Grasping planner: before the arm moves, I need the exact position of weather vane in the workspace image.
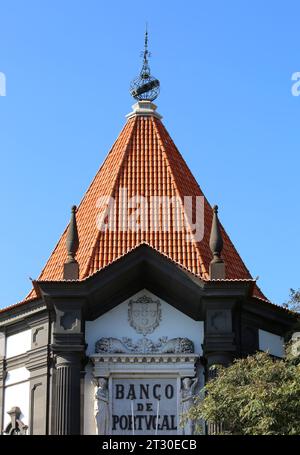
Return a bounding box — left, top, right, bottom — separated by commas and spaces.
130, 26, 160, 102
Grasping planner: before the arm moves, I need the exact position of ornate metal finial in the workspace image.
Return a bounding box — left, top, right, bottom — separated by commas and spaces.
144, 23, 149, 64
66, 205, 79, 264
209, 205, 225, 280
209, 205, 223, 263
130, 26, 160, 102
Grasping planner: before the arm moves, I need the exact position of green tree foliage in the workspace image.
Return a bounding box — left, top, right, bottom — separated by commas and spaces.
283, 289, 300, 336
284, 288, 300, 313
187, 351, 300, 435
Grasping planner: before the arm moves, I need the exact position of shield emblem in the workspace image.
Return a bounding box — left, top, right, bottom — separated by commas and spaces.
128, 295, 161, 336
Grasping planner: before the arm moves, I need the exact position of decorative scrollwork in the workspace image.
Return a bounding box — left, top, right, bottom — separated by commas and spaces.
95, 336, 194, 354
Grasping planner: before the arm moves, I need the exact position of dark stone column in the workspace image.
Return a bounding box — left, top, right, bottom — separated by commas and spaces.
203, 299, 237, 370
203, 299, 238, 435
48, 299, 86, 435
54, 352, 82, 435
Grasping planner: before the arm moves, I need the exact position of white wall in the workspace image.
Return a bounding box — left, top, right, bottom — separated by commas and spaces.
5, 367, 30, 385
259, 329, 285, 358
86, 289, 204, 356
0, 332, 5, 357
2, 330, 31, 432
3, 367, 30, 431
6, 329, 31, 358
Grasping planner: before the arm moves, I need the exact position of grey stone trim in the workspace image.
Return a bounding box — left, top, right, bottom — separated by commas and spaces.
243, 298, 296, 328
3, 310, 48, 337
27, 319, 50, 435
5, 346, 48, 375
6, 352, 28, 371
29, 377, 48, 435
25, 346, 49, 377
0, 302, 46, 327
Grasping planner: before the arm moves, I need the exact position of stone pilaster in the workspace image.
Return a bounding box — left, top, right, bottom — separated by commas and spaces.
25, 319, 50, 435
0, 330, 5, 433
0, 356, 6, 433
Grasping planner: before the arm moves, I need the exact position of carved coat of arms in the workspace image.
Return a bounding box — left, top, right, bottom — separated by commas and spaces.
128, 295, 161, 336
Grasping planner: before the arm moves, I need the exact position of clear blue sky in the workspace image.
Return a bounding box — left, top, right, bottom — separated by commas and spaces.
0, 1, 299, 308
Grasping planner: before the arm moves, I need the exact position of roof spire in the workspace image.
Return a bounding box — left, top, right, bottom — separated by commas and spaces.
130, 25, 160, 102
63, 205, 79, 280
209, 205, 226, 279
143, 23, 149, 68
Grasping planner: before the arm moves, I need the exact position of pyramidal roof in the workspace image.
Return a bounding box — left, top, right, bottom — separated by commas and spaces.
19, 100, 265, 303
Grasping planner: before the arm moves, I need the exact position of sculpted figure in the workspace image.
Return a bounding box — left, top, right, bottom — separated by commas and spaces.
180, 377, 198, 435
94, 378, 110, 435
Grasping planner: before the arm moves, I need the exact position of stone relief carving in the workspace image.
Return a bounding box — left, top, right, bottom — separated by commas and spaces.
94, 378, 110, 435
207, 309, 231, 333
60, 311, 78, 331
95, 336, 194, 354
128, 295, 161, 335
180, 377, 198, 435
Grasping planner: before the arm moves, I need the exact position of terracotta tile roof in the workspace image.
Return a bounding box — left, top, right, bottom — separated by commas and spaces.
17, 110, 267, 307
